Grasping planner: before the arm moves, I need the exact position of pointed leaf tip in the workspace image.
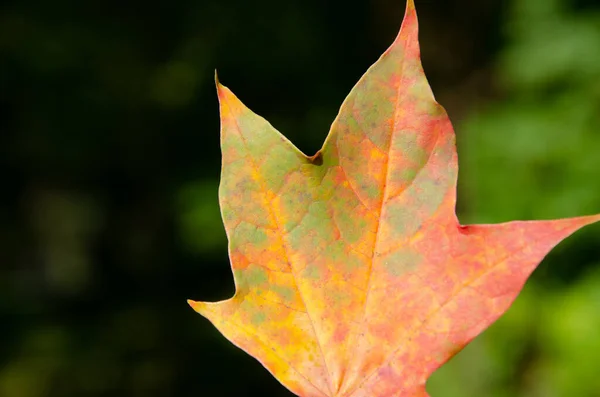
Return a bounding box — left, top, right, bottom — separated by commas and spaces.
187, 299, 200, 311
214, 70, 234, 103
393, 0, 419, 46
187, 299, 211, 317
404, 0, 417, 20
215, 75, 233, 104
580, 213, 600, 226
215, 71, 228, 98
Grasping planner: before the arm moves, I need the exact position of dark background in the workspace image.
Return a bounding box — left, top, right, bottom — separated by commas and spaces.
2, 0, 600, 396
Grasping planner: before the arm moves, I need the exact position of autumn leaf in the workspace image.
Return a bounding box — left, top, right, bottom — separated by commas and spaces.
188, 0, 600, 396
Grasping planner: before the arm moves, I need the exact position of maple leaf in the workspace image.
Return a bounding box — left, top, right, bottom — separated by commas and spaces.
188, 1, 600, 396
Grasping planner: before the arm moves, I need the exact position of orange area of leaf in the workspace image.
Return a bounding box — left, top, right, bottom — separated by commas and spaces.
188, 1, 600, 396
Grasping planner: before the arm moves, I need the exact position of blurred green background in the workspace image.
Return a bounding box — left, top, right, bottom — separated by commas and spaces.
1, 0, 599, 395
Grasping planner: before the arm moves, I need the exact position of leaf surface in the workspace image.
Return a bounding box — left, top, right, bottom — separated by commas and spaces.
188, 1, 600, 395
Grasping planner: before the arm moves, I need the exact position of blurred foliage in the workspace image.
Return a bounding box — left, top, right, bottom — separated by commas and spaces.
0, 0, 598, 396
457, 0, 600, 224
